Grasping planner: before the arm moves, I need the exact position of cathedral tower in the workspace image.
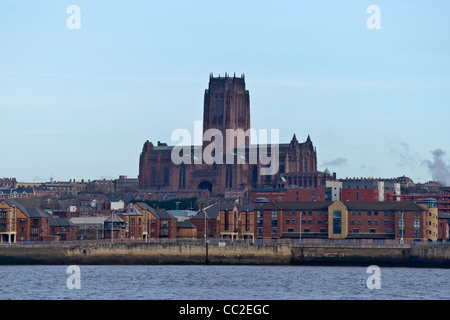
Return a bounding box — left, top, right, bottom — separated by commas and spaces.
202, 73, 250, 152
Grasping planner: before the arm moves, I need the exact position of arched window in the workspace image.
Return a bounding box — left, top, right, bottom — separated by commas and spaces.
226, 165, 233, 188
163, 168, 170, 186
179, 165, 185, 189
151, 168, 157, 186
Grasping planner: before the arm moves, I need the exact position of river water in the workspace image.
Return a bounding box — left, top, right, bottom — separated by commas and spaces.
0, 265, 448, 300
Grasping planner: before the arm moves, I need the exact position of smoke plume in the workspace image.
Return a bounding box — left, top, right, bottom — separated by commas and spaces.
423, 149, 450, 186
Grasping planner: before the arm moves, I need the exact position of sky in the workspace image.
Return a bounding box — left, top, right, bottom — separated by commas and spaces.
1, 0, 450, 185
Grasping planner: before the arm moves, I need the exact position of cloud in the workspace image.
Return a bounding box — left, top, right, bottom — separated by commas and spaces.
322, 157, 348, 167
423, 149, 450, 186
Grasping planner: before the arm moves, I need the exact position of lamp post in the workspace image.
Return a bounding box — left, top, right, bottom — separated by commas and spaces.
10, 205, 15, 244
400, 211, 405, 244
111, 211, 114, 244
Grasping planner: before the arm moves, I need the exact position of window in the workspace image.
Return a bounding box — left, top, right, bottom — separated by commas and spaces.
224, 211, 229, 231
292, 210, 296, 215
414, 220, 420, 228
333, 210, 341, 234
151, 168, 157, 186
353, 229, 359, 233
292, 219, 296, 225
384, 220, 388, 225
163, 168, 170, 186
286, 220, 290, 225
257, 219, 263, 227
257, 211, 263, 218
351, 220, 355, 225
370, 229, 376, 234
414, 230, 421, 237
271, 228, 277, 236
318, 220, 322, 225
286, 210, 290, 216
271, 210, 278, 218
245, 212, 250, 231
161, 220, 169, 227
271, 219, 278, 227
257, 228, 263, 236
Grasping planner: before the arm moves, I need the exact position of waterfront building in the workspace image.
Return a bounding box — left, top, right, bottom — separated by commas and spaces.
0, 200, 77, 243
253, 200, 439, 243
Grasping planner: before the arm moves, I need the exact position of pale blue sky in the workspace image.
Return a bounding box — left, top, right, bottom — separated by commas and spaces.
1, 0, 449, 184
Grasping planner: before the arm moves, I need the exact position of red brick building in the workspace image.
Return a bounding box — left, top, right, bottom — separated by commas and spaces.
139, 74, 318, 196
0, 200, 77, 243
254, 200, 438, 243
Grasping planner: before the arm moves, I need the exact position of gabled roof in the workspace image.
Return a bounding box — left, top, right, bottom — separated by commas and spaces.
104, 215, 125, 223
133, 202, 157, 214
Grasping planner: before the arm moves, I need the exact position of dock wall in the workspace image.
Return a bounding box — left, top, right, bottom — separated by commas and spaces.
0, 242, 449, 268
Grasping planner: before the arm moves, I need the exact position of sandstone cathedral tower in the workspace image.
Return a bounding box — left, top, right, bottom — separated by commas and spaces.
138, 73, 320, 196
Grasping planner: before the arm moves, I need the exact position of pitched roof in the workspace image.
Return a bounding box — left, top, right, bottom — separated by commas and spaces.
344, 201, 426, 211
177, 219, 197, 229
4, 200, 29, 216
192, 203, 236, 220
154, 209, 177, 220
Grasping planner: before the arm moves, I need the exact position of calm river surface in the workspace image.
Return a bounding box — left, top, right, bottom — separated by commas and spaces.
0, 265, 448, 300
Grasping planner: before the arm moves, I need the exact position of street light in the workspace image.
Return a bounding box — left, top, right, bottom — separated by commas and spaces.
400, 211, 405, 244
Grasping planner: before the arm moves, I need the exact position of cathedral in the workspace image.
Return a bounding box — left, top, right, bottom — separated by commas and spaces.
138, 73, 323, 196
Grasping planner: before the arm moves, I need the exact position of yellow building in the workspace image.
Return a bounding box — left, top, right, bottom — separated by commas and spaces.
418, 199, 439, 242
327, 201, 349, 239
218, 204, 255, 242
0, 200, 18, 243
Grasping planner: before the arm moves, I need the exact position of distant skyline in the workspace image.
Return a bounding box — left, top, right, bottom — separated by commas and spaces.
1, 1, 449, 185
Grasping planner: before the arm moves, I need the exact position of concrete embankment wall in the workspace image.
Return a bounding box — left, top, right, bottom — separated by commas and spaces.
0, 242, 449, 268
